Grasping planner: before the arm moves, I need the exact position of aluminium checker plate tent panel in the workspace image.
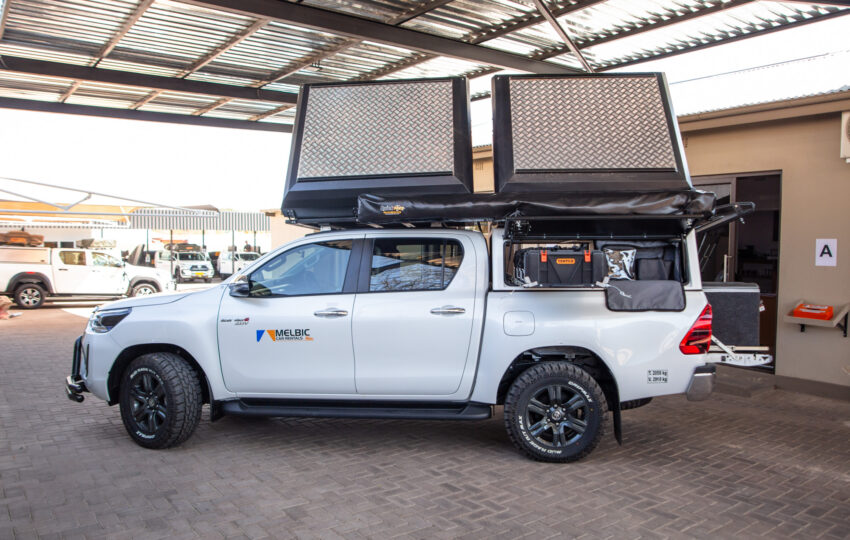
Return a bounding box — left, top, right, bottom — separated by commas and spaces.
281, 77, 473, 222
492, 73, 692, 193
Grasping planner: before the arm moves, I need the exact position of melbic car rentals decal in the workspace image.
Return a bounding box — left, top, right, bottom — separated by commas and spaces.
256, 329, 313, 342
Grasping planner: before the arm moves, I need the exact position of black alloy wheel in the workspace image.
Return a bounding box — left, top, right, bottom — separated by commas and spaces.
128, 369, 168, 436
119, 353, 202, 449
504, 362, 607, 462
523, 384, 589, 448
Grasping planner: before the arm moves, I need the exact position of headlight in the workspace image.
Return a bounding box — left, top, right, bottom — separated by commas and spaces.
90, 308, 132, 333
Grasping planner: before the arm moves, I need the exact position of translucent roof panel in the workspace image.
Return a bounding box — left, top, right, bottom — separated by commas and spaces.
0, 70, 70, 101
1, 0, 139, 59
109, 0, 254, 72
0, 0, 846, 129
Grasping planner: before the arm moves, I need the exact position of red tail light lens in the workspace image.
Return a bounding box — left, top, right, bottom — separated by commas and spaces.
680, 304, 712, 355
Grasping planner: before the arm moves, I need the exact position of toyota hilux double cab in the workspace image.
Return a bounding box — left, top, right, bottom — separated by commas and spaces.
65, 74, 768, 462
1, 245, 171, 308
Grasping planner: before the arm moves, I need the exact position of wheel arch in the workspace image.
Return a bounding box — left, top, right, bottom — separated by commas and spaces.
7, 272, 53, 294
107, 343, 211, 407
495, 345, 620, 411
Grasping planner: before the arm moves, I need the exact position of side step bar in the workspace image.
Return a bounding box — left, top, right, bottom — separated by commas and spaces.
220, 399, 492, 421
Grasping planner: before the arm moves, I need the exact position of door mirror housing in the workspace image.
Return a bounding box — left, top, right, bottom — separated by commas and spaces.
229, 281, 250, 298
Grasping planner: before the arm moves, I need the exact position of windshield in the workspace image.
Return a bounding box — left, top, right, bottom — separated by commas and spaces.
239, 253, 260, 261
177, 252, 208, 261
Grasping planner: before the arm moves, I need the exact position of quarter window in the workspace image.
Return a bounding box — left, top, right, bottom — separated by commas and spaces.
249, 240, 352, 297
369, 239, 463, 292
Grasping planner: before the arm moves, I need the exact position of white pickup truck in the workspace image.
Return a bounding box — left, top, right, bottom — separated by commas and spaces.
1, 246, 171, 308
217, 251, 261, 279
66, 226, 718, 462
154, 249, 214, 283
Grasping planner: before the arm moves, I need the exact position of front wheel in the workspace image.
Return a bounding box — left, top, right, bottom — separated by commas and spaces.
14, 283, 46, 309
504, 362, 607, 462
131, 282, 158, 296
119, 353, 202, 449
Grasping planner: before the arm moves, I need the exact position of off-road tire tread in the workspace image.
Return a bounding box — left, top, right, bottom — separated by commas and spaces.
120, 352, 202, 449
504, 362, 608, 463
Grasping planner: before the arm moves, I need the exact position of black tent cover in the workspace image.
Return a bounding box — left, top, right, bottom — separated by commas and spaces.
355, 190, 716, 225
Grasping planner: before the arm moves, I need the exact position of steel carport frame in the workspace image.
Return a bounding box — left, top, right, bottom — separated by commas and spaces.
0, 0, 847, 130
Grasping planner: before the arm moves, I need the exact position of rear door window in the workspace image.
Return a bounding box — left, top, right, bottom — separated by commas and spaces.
58, 251, 86, 265
368, 239, 463, 292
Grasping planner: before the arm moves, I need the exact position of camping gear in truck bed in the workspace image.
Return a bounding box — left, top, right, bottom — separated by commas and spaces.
513, 248, 606, 287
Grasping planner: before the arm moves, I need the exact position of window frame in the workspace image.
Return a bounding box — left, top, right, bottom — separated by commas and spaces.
246, 238, 364, 298
357, 237, 465, 294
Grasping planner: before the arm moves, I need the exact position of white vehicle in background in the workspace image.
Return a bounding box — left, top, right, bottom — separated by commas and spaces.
155, 248, 214, 283
0, 246, 170, 309
217, 251, 261, 279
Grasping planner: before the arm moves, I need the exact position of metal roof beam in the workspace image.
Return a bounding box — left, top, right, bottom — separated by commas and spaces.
602, 7, 850, 70
182, 0, 579, 74
180, 17, 270, 76
349, 1, 604, 83
0, 97, 292, 132
530, 0, 754, 60
93, 0, 155, 67
0, 56, 298, 104
254, 0, 455, 89
532, 0, 594, 72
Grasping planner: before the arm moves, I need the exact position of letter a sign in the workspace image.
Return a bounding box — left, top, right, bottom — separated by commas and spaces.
815, 239, 837, 267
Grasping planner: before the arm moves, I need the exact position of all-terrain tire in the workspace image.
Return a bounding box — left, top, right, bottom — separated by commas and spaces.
119, 352, 202, 449
14, 283, 46, 309
504, 362, 608, 463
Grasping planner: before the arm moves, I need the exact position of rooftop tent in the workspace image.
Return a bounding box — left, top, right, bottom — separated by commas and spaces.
492, 73, 691, 193
281, 77, 473, 222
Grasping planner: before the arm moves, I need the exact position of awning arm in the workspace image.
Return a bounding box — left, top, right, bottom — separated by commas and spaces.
694, 202, 756, 234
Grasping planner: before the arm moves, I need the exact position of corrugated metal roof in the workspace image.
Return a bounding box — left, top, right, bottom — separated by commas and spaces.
670, 49, 850, 116
129, 208, 270, 231
0, 0, 846, 129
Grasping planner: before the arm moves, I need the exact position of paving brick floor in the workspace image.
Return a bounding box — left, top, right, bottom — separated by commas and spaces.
1, 309, 848, 539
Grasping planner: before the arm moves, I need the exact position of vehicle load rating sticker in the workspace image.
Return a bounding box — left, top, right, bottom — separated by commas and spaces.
647, 369, 668, 384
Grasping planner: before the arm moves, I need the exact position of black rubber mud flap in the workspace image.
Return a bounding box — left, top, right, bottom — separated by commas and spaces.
612, 404, 623, 446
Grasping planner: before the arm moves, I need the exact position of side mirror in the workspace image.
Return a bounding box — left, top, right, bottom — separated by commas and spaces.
229, 281, 250, 298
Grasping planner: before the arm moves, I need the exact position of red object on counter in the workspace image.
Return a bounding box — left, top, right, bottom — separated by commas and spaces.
791, 303, 834, 321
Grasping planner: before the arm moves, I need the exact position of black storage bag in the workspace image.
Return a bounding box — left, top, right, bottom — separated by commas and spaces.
605, 280, 686, 312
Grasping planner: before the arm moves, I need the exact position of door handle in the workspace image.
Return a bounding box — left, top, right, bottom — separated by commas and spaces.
430, 306, 466, 315
314, 309, 349, 318
58, 268, 68, 271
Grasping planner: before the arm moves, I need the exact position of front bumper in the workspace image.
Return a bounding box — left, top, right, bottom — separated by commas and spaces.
685, 364, 715, 401
65, 336, 88, 403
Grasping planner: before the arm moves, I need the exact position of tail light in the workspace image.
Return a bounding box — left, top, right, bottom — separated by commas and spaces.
680, 304, 712, 355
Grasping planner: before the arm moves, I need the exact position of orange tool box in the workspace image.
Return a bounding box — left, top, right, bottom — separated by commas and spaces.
791, 303, 834, 321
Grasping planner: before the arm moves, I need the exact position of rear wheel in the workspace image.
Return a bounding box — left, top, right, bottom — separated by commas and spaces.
119, 353, 202, 449
14, 283, 46, 309
504, 362, 607, 462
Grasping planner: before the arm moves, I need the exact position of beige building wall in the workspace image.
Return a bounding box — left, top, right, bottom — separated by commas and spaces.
681, 106, 850, 392
267, 210, 309, 248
